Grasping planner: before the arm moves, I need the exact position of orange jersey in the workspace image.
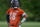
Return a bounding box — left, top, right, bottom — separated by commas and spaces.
7, 8, 24, 27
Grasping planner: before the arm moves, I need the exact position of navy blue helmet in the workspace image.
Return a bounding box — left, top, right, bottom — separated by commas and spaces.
11, 0, 19, 7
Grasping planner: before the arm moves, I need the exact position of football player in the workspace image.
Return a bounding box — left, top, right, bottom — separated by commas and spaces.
7, 3, 28, 27
7, 0, 28, 27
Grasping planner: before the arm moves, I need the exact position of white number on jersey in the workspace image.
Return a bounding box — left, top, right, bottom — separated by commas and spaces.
10, 12, 16, 20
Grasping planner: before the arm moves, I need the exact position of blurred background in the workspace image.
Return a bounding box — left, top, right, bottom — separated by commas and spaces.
0, 0, 40, 27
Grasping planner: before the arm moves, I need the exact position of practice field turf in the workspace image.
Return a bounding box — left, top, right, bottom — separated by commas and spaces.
0, 22, 40, 27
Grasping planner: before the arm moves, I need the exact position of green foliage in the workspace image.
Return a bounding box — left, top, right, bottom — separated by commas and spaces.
0, 0, 40, 21
19, 0, 40, 21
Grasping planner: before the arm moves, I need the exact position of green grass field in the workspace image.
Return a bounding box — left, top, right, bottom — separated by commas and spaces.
0, 22, 40, 27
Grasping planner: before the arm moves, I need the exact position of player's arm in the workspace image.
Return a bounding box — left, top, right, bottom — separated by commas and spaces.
17, 13, 28, 26
21, 13, 28, 23
6, 14, 10, 27
21, 13, 28, 24
6, 9, 10, 24
6, 14, 10, 24
18, 13, 28, 27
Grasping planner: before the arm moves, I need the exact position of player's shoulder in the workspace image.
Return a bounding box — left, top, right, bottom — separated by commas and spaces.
8, 8, 13, 11
18, 8, 24, 12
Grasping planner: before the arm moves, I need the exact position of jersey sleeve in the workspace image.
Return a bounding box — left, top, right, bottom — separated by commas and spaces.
20, 10, 26, 16
7, 9, 10, 23
7, 9, 10, 15
20, 10, 24, 15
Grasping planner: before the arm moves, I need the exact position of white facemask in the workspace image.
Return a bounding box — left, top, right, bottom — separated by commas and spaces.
14, 7, 18, 9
